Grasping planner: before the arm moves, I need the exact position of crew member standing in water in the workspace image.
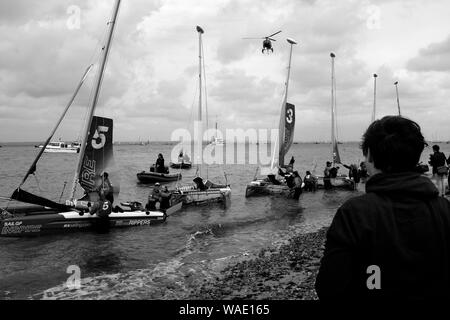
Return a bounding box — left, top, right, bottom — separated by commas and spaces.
292, 171, 303, 200
323, 161, 332, 189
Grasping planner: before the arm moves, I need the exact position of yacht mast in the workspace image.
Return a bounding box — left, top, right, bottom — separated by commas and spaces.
196, 26, 204, 172
372, 73, 378, 122
330, 52, 336, 166
70, 0, 121, 200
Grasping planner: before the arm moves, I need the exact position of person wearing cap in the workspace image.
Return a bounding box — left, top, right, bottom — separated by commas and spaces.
147, 183, 162, 210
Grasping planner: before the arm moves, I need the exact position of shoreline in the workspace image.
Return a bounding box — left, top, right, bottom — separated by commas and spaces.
189, 227, 328, 300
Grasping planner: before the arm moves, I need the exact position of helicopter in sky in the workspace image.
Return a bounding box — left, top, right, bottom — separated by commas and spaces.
243, 30, 282, 54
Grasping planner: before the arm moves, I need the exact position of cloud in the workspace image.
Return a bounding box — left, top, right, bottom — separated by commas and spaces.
0, 0, 449, 143
406, 35, 450, 72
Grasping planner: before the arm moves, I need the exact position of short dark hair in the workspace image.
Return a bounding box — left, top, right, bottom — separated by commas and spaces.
361, 116, 426, 173
432, 145, 440, 152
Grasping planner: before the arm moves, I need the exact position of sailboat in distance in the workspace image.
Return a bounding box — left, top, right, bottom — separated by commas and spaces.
210, 118, 224, 146
1, 0, 181, 237
245, 38, 298, 198
172, 26, 231, 207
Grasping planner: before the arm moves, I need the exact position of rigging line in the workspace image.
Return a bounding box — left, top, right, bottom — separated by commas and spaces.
201, 38, 209, 132
59, 181, 68, 203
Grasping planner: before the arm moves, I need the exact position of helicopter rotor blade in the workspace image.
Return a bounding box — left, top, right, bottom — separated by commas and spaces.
267, 30, 282, 38
268, 38, 277, 41
242, 37, 265, 40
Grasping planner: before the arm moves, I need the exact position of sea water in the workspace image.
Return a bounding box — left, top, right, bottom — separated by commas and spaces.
0, 142, 448, 299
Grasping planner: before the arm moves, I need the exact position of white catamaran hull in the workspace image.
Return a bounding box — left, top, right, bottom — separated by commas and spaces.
245, 180, 291, 198
0, 209, 171, 237
41, 147, 79, 154
175, 187, 231, 206
316, 175, 355, 190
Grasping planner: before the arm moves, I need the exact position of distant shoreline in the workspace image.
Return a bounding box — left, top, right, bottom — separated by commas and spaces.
1, 141, 449, 147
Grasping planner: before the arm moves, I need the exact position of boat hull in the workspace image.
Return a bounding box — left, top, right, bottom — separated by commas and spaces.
169, 162, 192, 169
316, 176, 356, 190
0, 210, 167, 237
175, 187, 231, 206
245, 180, 291, 198
137, 171, 182, 183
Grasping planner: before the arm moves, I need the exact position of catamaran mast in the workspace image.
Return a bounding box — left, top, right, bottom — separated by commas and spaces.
197, 26, 204, 124
70, 0, 121, 200
278, 38, 297, 167
372, 73, 378, 122
196, 26, 204, 173
394, 81, 401, 116
330, 52, 336, 166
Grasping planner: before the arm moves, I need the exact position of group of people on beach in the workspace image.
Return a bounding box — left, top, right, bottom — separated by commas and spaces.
322, 161, 369, 190
268, 157, 369, 197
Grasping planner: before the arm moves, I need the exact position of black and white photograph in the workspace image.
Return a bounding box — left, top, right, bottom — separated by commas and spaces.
0, 0, 450, 313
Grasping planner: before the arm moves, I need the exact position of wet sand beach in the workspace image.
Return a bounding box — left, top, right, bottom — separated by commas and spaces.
191, 227, 328, 300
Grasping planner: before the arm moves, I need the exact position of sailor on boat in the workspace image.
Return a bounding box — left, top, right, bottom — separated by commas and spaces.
147, 183, 173, 211
99, 172, 114, 204
147, 182, 162, 210
155, 153, 167, 173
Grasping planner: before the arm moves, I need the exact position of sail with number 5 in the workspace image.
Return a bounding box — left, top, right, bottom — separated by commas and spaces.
78, 116, 118, 194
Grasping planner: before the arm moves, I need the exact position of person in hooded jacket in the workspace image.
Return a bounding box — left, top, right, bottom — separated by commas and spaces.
316, 116, 450, 301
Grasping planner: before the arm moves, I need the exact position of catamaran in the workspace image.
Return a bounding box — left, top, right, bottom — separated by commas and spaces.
315, 53, 354, 190
173, 26, 231, 206
245, 38, 298, 198
0, 0, 181, 237
169, 150, 192, 169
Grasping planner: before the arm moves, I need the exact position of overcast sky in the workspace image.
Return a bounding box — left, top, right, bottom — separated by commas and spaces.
0, 0, 449, 142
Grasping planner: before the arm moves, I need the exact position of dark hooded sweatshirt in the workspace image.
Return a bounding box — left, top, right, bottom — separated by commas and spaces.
315, 172, 450, 300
